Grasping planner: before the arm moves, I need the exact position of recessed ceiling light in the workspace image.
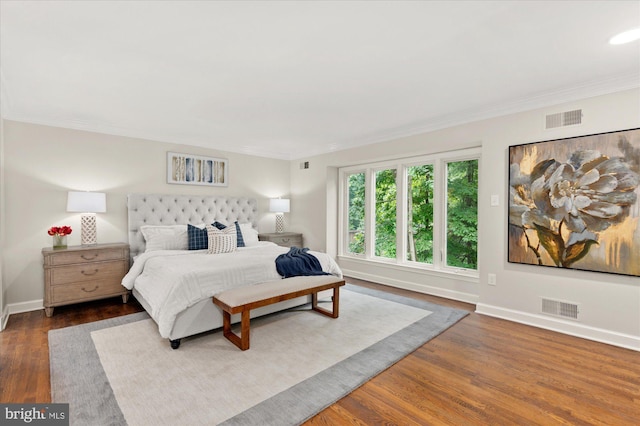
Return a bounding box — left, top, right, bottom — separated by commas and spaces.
609, 28, 640, 45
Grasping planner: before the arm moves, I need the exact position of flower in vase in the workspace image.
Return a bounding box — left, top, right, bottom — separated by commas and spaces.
48, 226, 73, 236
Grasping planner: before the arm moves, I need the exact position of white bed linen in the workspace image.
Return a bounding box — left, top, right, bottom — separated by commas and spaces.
122, 241, 342, 338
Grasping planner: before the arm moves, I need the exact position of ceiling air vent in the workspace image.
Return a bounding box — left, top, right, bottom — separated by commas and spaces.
541, 298, 579, 320
545, 109, 583, 129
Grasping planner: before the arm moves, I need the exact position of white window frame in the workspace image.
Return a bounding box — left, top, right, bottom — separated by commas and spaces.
338, 147, 480, 277
342, 169, 367, 257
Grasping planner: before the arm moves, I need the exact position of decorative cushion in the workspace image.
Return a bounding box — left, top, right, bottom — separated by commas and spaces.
234, 221, 245, 247
187, 224, 209, 250
140, 225, 188, 252
211, 221, 246, 247
239, 223, 259, 246
206, 224, 237, 254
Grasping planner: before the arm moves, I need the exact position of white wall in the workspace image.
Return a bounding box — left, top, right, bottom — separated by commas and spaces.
2, 121, 290, 310
291, 89, 640, 350
0, 115, 6, 329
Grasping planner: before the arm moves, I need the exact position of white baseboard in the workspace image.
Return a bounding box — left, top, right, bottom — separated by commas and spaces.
476, 303, 640, 352
1, 299, 43, 331
1, 305, 8, 331
342, 268, 479, 304
7, 299, 43, 316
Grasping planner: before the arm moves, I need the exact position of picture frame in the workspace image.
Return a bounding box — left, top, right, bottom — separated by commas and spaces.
167, 152, 228, 187
508, 128, 640, 277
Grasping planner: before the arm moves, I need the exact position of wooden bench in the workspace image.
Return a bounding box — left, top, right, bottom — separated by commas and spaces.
212, 275, 345, 350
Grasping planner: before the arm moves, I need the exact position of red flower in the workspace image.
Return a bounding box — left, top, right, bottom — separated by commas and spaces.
48, 226, 72, 236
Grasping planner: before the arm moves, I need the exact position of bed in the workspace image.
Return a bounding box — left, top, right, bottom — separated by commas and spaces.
123, 193, 342, 349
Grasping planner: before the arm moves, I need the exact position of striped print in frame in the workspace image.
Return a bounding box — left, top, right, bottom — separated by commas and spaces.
167, 152, 228, 186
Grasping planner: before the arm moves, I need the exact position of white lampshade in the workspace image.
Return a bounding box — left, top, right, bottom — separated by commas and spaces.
67, 191, 107, 245
269, 198, 290, 213
67, 191, 107, 213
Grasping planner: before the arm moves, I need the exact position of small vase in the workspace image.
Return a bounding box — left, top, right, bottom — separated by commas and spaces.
53, 235, 67, 249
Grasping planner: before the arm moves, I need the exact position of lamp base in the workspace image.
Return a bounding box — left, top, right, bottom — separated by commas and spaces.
80, 213, 98, 245
275, 213, 285, 233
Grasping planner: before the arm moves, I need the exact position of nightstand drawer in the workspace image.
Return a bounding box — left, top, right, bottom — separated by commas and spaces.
270, 236, 302, 247
50, 261, 126, 285
46, 248, 125, 266
258, 232, 303, 248
51, 278, 124, 303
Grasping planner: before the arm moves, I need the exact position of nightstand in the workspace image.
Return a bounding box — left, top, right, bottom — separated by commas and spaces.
42, 242, 130, 317
258, 232, 303, 248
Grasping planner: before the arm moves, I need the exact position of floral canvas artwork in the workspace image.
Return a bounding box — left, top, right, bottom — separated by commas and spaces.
509, 128, 640, 277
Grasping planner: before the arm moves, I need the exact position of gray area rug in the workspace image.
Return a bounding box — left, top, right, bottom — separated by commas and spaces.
49, 284, 468, 425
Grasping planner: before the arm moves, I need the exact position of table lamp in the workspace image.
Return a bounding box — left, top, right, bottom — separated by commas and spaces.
67, 191, 107, 245
269, 198, 290, 233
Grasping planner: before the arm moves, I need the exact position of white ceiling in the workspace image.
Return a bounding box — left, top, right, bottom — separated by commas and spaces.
1, 1, 639, 160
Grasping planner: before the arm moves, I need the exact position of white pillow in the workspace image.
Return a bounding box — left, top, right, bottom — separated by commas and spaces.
206, 224, 237, 254
239, 223, 259, 247
140, 225, 188, 252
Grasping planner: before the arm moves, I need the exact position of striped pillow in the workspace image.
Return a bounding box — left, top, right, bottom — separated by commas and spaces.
205, 224, 237, 254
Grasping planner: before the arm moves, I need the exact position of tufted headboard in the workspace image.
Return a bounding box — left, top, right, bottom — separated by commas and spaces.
127, 193, 258, 260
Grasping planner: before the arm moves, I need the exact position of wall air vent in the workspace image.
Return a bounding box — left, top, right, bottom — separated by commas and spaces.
545, 109, 583, 129
541, 298, 579, 320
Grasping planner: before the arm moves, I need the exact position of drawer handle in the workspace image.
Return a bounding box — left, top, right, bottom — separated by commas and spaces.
282, 238, 290, 242
81, 269, 99, 276
82, 285, 99, 293
81, 254, 99, 260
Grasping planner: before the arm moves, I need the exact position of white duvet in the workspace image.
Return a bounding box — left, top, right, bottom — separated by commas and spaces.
122, 242, 343, 338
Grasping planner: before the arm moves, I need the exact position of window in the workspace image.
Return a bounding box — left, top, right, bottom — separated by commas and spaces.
407, 164, 434, 264
445, 159, 478, 269
347, 172, 365, 255
375, 169, 396, 259
339, 148, 479, 274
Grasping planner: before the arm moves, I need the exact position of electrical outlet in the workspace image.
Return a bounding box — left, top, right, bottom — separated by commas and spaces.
490, 194, 499, 206
488, 273, 497, 286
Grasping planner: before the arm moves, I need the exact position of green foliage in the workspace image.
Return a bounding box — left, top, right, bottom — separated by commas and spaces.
408, 165, 434, 263
375, 169, 397, 258
348, 173, 365, 254
446, 160, 478, 269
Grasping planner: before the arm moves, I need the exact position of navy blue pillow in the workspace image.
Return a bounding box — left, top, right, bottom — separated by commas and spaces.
187, 224, 209, 250
234, 221, 245, 248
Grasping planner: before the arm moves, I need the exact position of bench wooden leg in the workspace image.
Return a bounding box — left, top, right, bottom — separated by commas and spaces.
222, 309, 251, 351
312, 285, 340, 318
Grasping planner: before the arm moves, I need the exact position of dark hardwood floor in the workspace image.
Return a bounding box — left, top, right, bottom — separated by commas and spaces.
1, 278, 638, 425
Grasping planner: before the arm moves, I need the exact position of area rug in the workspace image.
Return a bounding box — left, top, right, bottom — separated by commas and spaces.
49, 284, 468, 425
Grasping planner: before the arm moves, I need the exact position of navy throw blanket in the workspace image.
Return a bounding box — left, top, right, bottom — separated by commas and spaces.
275, 247, 330, 278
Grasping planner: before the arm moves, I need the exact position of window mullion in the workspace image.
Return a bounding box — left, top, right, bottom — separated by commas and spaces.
432, 159, 444, 268
396, 164, 407, 263
338, 171, 346, 255
364, 168, 375, 259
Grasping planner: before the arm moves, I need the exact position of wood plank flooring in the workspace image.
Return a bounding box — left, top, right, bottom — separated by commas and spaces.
1, 278, 638, 425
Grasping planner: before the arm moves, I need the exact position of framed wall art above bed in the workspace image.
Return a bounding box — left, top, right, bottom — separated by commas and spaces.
508, 127, 640, 277
167, 151, 228, 186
